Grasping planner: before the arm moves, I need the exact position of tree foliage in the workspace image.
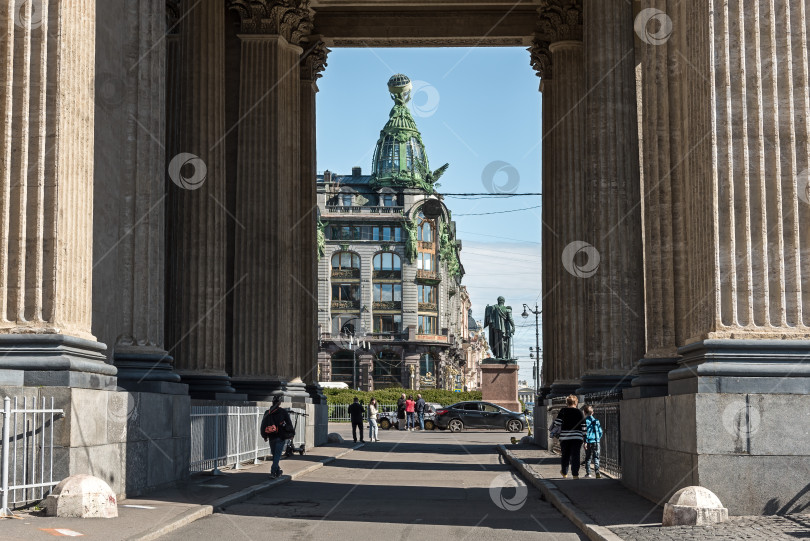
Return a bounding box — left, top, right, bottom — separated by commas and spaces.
323, 387, 481, 406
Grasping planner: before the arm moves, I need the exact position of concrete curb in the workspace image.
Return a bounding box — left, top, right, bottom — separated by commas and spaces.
130, 443, 364, 541
497, 445, 624, 541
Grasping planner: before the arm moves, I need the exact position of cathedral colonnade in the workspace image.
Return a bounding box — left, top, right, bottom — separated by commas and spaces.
0, 0, 808, 514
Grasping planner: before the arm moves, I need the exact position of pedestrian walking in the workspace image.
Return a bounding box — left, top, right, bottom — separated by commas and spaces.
260, 395, 295, 479
415, 394, 426, 430
406, 395, 416, 430
348, 396, 365, 443
583, 405, 603, 478
551, 394, 586, 479
397, 393, 407, 430
368, 397, 380, 442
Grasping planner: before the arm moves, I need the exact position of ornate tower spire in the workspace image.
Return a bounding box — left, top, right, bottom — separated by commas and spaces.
370, 74, 448, 193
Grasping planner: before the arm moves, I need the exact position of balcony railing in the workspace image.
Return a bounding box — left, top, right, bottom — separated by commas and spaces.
331, 300, 360, 310
372, 301, 402, 311
418, 302, 438, 312
331, 268, 360, 279
320, 332, 406, 342
416, 269, 439, 281
372, 270, 402, 280
324, 205, 404, 215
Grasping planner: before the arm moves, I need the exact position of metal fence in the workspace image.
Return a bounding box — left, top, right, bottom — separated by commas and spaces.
1, 397, 64, 514
190, 405, 307, 474
328, 403, 397, 422
547, 392, 622, 478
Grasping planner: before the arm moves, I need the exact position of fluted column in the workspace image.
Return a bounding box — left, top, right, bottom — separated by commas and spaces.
166, 0, 234, 396
91, 0, 182, 392
577, 0, 644, 394
300, 40, 329, 384
0, 0, 114, 386
628, 0, 682, 397
228, 0, 314, 399
529, 39, 556, 398
534, 0, 586, 398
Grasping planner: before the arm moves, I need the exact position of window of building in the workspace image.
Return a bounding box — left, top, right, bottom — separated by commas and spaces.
373, 252, 401, 271
418, 315, 437, 334
331, 251, 360, 270
420, 353, 435, 376
341, 194, 353, 207
418, 212, 433, 242
394, 226, 402, 241
381, 194, 395, 207
417, 252, 432, 271
373, 283, 402, 302
374, 351, 403, 387
418, 284, 436, 303
373, 315, 402, 334
332, 284, 360, 301
331, 314, 360, 335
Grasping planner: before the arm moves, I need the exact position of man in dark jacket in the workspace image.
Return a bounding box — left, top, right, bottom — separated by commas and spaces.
396, 393, 407, 431
415, 394, 426, 430
347, 396, 365, 443
261, 395, 295, 478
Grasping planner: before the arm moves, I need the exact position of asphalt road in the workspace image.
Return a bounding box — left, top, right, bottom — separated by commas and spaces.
163, 425, 586, 541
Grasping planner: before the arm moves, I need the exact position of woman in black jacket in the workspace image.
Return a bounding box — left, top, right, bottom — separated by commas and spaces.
551, 394, 587, 479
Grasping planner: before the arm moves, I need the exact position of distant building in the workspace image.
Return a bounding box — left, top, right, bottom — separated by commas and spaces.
316, 74, 471, 391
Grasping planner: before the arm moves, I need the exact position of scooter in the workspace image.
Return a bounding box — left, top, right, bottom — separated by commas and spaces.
284, 411, 308, 457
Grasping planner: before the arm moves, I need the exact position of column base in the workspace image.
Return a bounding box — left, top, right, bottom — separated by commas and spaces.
576, 370, 634, 395
0, 334, 116, 389
113, 350, 187, 395
547, 380, 580, 398
177, 371, 237, 399
538, 386, 553, 401
624, 357, 680, 398
670, 339, 810, 395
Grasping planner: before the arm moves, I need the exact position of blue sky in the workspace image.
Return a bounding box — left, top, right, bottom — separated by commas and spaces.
317, 47, 544, 390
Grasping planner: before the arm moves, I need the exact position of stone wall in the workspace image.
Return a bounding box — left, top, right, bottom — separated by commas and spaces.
1, 387, 190, 501
621, 394, 810, 516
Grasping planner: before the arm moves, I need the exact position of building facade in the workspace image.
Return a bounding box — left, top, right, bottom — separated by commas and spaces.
316, 75, 472, 391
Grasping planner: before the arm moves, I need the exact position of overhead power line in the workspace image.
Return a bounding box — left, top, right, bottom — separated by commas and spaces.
455, 205, 541, 216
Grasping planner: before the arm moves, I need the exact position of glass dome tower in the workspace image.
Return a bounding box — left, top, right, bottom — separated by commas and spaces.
370, 74, 448, 193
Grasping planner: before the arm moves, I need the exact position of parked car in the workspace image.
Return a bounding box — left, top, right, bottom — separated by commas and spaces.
377, 402, 443, 430
434, 401, 526, 433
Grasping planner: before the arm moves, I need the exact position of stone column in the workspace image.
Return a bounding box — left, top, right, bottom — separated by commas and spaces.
300, 40, 329, 385
535, 0, 586, 397
627, 0, 682, 397
664, 0, 810, 391
227, 0, 314, 400
578, 0, 645, 394
92, 0, 183, 393
529, 39, 555, 399
0, 0, 115, 387
165, 0, 235, 397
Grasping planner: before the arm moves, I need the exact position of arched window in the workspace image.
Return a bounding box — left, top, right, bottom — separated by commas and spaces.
418, 211, 433, 242
341, 193, 353, 206
373, 252, 401, 271
331, 251, 360, 270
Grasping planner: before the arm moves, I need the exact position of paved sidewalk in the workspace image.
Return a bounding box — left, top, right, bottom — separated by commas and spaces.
0, 438, 359, 541
506, 446, 810, 541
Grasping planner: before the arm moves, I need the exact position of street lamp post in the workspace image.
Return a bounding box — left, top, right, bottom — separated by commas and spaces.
346, 335, 368, 391
521, 303, 542, 400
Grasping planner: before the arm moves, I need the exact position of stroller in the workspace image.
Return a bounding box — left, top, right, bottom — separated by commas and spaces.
284, 409, 308, 457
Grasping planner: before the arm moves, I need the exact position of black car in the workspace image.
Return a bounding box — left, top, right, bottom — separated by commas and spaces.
434, 401, 526, 433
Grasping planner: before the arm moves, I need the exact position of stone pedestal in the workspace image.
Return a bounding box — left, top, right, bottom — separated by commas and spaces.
480, 361, 520, 412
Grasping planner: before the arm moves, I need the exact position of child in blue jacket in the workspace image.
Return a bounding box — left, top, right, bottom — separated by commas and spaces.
583, 405, 603, 478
